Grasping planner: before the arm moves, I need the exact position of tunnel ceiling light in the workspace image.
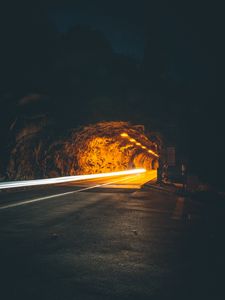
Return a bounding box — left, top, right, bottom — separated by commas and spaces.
119, 133, 159, 157
120, 133, 128, 137
148, 149, 159, 158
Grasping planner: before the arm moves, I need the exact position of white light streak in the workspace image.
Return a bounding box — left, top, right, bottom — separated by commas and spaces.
0, 174, 141, 210
0, 169, 146, 190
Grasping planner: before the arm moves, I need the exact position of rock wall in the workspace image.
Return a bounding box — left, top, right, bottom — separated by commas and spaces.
7, 121, 158, 180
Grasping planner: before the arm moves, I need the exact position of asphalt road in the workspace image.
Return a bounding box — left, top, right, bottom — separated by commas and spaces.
0, 171, 225, 300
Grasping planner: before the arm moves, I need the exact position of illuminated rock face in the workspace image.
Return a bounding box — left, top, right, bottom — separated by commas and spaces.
69, 121, 158, 174
7, 121, 159, 179
76, 137, 129, 174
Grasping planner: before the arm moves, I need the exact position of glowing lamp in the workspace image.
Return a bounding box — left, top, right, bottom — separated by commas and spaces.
120, 133, 128, 137
148, 149, 159, 157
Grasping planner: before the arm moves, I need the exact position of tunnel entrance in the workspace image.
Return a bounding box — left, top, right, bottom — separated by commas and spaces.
73, 121, 159, 175
6, 121, 161, 180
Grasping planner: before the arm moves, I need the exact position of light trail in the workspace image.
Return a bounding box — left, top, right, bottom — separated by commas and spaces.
0, 169, 146, 190
0, 174, 142, 210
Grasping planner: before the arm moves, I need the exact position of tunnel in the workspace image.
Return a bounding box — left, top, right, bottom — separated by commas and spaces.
6, 121, 161, 180
72, 121, 160, 175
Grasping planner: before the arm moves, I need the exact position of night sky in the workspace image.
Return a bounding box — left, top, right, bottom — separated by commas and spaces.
49, 1, 146, 59
0, 0, 219, 83
48, 0, 218, 80
0, 0, 224, 187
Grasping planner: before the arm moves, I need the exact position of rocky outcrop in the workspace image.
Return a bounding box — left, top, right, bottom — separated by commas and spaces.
69, 121, 157, 174
7, 121, 159, 180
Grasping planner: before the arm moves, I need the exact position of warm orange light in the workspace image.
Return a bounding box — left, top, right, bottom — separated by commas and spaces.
148, 149, 159, 157
136, 142, 141, 146
0, 169, 146, 190
120, 133, 128, 137
129, 138, 136, 142
142, 146, 146, 149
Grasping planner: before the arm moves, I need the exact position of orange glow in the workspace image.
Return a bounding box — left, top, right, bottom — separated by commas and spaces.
73, 122, 159, 174
148, 149, 159, 158
120, 133, 128, 137
0, 169, 146, 190
76, 136, 159, 174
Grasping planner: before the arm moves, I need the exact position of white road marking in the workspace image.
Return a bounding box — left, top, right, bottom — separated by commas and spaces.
0, 175, 140, 211
0, 169, 145, 190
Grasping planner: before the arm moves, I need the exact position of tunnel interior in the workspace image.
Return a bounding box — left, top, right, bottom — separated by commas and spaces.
73, 121, 159, 174
6, 120, 161, 180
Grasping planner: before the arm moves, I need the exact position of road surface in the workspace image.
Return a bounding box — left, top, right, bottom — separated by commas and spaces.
0, 170, 225, 299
